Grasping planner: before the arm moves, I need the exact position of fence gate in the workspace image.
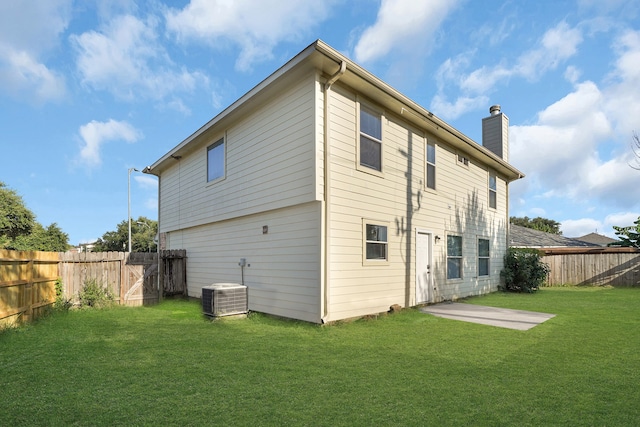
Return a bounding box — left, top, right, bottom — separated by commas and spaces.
161, 250, 187, 296
122, 253, 159, 306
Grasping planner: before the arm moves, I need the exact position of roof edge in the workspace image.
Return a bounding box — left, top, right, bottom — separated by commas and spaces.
146, 39, 524, 181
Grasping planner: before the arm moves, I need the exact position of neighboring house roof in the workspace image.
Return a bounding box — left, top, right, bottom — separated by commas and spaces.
574, 232, 618, 246
509, 224, 600, 248
144, 40, 524, 182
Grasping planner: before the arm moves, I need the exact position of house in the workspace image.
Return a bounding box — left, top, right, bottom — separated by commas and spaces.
574, 232, 617, 247
143, 40, 524, 323
509, 224, 600, 249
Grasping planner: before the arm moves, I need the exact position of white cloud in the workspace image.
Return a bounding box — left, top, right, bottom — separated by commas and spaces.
0, 0, 72, 53
529, 207, 547, 217
78, 119, 142, 167
134, 175, 158, 190
459, 65, 512, 95
0, 0, 71, 103
562, 212, 640, 238
564, 65, 582, 84
353, 0, 460, 64
515, 22, 583, 80
510, 29, 640, 223
510, 80, 616, 201
430, 94, 488, 121
71, 14, 208, 104
0, 49, 66, 103
432, 21, 584, 119
165, 0, 335, 71
604, 212, 640, 229
603, 29, 640, 135
561, 218, 602, 237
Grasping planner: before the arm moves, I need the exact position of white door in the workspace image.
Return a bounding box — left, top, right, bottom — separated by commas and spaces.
416, 232, 432, 303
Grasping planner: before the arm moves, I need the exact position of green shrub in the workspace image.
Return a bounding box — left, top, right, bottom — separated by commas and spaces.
500, 248, 550, 293
78, 278, 115, 308
53, 278, 72, 311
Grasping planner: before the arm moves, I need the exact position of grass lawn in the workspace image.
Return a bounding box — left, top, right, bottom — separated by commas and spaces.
1, 287, 639, 426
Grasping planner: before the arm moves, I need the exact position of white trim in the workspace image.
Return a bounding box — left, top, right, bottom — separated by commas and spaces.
362, 219, 390, 265
356, 99, 385, 177
415, 228, 435, 304
206, 135, 226, 185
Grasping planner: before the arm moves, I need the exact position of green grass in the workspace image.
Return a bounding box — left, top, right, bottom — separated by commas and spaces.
1, 287, 639, 426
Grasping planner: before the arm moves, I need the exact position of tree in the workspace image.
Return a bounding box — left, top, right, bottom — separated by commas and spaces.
93, 216, 158, 252
11, 223, 70, 252
510, 216, 562, 234
0, 181, 69, 251
0, 181, 35, 247
610, 216, 640, 248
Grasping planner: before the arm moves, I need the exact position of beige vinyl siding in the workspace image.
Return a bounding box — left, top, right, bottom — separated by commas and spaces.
422, 143, 508, 301
159, 72, 319, 233
166, 202, 322, 323
325, 87, 509, 321
315, 76, 325, 201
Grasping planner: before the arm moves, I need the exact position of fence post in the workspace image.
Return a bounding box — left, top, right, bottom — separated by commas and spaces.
24, 254, 34, 323
119, 252, 126, 305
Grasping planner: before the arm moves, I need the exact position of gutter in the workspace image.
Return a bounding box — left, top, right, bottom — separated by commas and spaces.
313, 40, 524, 182
321, 60, 346, 323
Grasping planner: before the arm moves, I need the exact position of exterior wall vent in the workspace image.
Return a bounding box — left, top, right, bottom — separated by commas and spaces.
202, 283, 248, 317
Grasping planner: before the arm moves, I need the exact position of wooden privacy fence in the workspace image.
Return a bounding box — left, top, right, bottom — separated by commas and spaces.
0, 250, 58, 326
0, 249, 186, 326
541, 247, 640, 287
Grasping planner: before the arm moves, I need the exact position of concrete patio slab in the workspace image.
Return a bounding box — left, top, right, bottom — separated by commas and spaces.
420, 303, 555, 330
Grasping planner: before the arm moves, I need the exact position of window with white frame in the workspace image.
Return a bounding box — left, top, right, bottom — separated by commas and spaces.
489, 173, 497, 209
364, 222, 388, 261
426, 141, 436, 190
359, 107, 382, 171
478, 238, 490, 276
207, 138, 225, 182
447, 235, 462, 279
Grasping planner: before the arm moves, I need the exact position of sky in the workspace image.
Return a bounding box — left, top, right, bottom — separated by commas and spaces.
1, 0, 640, 246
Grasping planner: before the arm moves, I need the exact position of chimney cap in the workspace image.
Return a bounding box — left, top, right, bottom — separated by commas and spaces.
489, 105, 501, 115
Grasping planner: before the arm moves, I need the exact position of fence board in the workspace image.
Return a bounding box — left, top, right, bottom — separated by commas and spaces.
160, 250, 187, 296
0, 250, 59, 326
542, 252, 640, 286
1, 250, 187, 326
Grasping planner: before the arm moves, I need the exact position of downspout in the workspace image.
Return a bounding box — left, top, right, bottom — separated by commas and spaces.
322, 61, 346, 323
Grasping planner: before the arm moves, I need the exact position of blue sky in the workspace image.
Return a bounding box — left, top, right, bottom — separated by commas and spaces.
1, 0, 639, 245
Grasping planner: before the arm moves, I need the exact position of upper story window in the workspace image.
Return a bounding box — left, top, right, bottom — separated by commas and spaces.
447, 235, 462, 279
489, 173, 497, 209
426, 141, 436, 190
478, 238, 490, 276
207, 138, 225, 182
359, 107, 382, 172
364, 221, 388, 262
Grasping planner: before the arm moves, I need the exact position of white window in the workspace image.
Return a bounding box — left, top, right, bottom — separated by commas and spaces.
207, 138, 225, 182
489, 173, 497, 209
364, 222, 388, 262
447, 235, 462, 279
359, 107, 382, 172
426, 141, 436, 190
478, 238, 490, 276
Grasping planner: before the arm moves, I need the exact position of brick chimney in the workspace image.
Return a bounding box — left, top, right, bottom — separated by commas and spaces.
482, 105, 509, 161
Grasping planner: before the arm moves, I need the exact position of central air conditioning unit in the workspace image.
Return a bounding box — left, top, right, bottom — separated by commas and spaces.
202, 283, 248, 317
